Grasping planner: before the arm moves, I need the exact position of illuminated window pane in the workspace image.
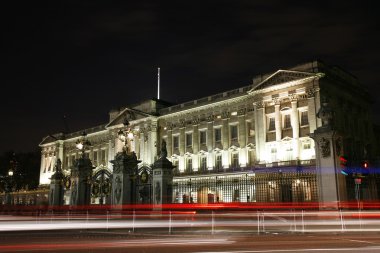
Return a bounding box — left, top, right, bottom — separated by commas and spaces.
268, 117, 275, 131
230, 125, 238, 140
284, 114, 291, 129
300, 111, 309, 126
200, 156, 207, 171
200, 131, 206, 144
214, 128, 221, 142
215, 154, 222, 170
231, 153, 239, 168
173, 136, 179, 149
186, 133, 192, 147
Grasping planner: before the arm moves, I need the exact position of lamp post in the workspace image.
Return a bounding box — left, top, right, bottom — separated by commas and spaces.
69, 131, 93, 207
76, 131, 92, 158
111, 118, 141, 207
5, 169, 14, 205
118, 119, 139, 154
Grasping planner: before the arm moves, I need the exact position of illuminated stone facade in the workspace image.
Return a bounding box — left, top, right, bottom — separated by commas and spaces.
39, 61, 378, 205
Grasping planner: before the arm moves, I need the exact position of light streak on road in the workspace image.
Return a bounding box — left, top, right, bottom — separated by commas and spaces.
0, 238, 234, 252
1, 210, 380, 233
195, 246, 380, 253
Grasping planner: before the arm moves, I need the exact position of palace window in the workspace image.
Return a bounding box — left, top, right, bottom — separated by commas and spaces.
230, 125, 238, 141
173, 135, 179, 149
215, 153, 222, 170
268, 117, 275, 131
172, 159, 179, 173
93, 150, 98, 166
214, 128, 221, 142
247, 121, 255, 136
186, 157, 193, 172
100, 150, 106, 165
200, 131, 206, 145
231, 153, 239, 168
186, 133, 192, 147
300, 111, 309, 126
248, 150, 255, 166
200, 156, 207, 171
284, 114, 291, 129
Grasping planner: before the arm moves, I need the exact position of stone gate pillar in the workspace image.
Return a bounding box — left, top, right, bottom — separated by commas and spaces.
70, 157, 94, 207
153, 140, 174, 209
311, 98, 347, 210
49, 159, 65, 207
111, 151, 141, 208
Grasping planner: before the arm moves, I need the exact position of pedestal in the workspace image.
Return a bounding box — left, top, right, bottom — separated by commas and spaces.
311, 126, 347, 209
111, 151, 141, 209
49, 159, 65, 207
152, 156, 174, 210
70, 157, 93, 207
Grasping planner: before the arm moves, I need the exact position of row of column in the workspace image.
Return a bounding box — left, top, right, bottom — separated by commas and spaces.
254, 90, 320, 163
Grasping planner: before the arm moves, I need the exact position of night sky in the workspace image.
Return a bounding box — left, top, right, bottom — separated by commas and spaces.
2, 1, 379, 154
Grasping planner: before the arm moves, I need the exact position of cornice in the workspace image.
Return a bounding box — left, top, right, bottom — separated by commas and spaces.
159, 94, 250, 119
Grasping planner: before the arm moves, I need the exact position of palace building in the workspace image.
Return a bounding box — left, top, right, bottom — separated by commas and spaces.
38, 60, 379, 206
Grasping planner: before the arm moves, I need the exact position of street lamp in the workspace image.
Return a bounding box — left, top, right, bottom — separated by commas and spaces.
8, 169, 13, 177
76, 131, 91, 158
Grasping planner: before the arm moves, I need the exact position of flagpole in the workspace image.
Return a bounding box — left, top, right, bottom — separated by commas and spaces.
157, 67, 160, 100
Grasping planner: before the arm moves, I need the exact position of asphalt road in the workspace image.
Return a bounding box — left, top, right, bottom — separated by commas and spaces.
1, 230, 380, 253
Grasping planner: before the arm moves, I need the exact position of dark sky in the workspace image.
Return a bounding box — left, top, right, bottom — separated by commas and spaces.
2, 1, 379, 154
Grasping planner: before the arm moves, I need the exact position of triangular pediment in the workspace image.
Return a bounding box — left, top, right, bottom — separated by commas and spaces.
39, 133, 64, 146
249, 70, 322, 92
106, 107, 153, 128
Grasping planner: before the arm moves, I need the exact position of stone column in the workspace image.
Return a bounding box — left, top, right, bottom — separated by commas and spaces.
49, 159, 64, 207
207, 119, 214, 152
315, 89, 322, 128
179, 125, 185, 155
193, 121, 199, 154
254, 101, 266, 163
222, 111, 229, 150
111, 151, 141, 208
57, 141, 64, 163
139, 131, 145, 162
238, 109, 247, 167
40, 151, 45, 176
291, 99, 300, 159
108, 139, 114, 168
307, 88, 317, 133
274, 101, 281, 141
153, 140, 174, 210
167, 129, 173, 157
149, 120, 158, 163
70, 157, 93, 207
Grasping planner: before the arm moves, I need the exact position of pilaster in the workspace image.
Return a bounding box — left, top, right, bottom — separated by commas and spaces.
274, 100, 281, 141
167, 129, 173, 157
254, 101, 266, 163
291, 99, 300, 159
207, 121, 214, 152
193, 121, 199, 154
307, 88, 317, 133
222, 111, 229, 150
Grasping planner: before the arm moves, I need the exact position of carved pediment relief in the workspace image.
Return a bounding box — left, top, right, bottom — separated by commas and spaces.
249, 70, 323, 93
106, 108, 153, 128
